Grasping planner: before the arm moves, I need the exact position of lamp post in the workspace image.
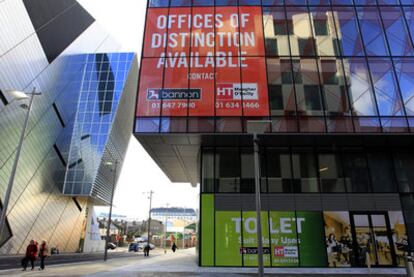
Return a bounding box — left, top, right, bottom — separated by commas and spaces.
246, 120, 271, 277
0, 88, 41, 242
104, 159, 118, 262
145, 191, 154, 247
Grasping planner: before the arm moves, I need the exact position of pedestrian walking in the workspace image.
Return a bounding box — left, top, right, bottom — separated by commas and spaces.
144, 244, 151, 256
38, 240, 48, 270
172, 242, 178, 253
21, 240, 38, 271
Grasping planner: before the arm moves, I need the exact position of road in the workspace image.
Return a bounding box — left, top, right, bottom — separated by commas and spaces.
0, 248, 407, 276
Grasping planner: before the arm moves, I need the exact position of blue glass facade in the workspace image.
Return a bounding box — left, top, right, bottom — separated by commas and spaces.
63, 53, 135, 202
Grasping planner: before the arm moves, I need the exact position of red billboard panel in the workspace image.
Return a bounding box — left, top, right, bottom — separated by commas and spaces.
137, 6, 269, 117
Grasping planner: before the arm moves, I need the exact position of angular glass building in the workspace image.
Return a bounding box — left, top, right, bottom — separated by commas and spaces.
0, 1, 138, 254
135, 0, 414, 268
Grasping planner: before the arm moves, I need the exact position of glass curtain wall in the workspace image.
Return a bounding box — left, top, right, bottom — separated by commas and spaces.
136, 0, 414, 133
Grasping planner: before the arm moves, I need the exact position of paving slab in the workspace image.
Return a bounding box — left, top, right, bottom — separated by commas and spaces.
0, 248, 407, 276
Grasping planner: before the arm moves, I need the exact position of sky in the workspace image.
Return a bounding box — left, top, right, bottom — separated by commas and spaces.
78, 0, 200, 220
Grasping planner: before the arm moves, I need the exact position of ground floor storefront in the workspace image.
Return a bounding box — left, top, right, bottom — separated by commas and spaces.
200, 198, 408, 268
199, 144, 412, 268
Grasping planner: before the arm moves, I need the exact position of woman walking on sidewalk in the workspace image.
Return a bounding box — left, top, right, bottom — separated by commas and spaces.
22, 240, 38, 271
38, 240, 48, 270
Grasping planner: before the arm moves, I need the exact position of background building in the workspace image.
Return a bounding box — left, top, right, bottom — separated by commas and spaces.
151, 207, 197, 222
0, 0, 138, 254
134, 0, 414, 269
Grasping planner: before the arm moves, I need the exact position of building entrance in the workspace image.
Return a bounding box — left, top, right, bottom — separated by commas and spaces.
350, 212, 397, 267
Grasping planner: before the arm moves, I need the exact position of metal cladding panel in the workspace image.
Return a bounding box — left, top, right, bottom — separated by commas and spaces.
347, 194, 376, 211
373, 194, 402, 211
23, 0, 95, 63
321, 194, 348, 211
294, 195, 323, 211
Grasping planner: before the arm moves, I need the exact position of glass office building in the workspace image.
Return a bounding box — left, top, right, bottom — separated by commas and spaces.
0, 1, 138, 255
134, 0, 414, 268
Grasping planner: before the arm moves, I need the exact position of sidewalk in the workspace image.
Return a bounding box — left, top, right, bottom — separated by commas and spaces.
0, 248, 407, 276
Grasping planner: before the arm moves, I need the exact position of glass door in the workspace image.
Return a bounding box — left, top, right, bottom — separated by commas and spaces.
350, 212, 396, 267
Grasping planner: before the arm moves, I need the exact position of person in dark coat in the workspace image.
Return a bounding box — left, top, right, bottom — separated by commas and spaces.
144, 244, 151, 256
22, 240, 38, 271
172, 242, 178, 253
38, 240, 48, 270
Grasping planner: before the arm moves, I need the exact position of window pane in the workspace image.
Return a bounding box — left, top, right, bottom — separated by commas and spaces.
292, 148, 319, 192
368, 58, 404, 117
191, 7, 215, 56
309, 7, 340, 57
266, 148, 292, 192
149, 0, 169, 7
242, 57, 269, 116
263, 8, 290, 56
202, 149, 215, 192
193, 0, 214, 5
215, 6, 239, 56
239, 6, 265, 56
293, 59, 324, 116
342, 151, 371, 192
215, 0, 237, 5
170, 0, 192, 6
357, 7, 389, 56
381, 7, 414, 56
318, 152, 345, 192
394, 58, 414, 116
404, 6, 414, 47
267, 59, 297, 115
367, 152, 397, 192
318, 58, 351, 116
136, 58, 163, 117
287, 7, 316, 56
394, 152, 414, 193
332, 7, 364, 56
344, 58, 377, 116
239, 0, 261, 4
143, 9, 169, 57
215, 148, 240, 192
241, 149, 255, 193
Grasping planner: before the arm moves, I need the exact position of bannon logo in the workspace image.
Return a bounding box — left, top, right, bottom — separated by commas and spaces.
146, 88, 201, 100
216, 83, 258, 100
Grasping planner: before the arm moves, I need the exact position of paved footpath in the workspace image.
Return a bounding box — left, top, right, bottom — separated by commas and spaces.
0, 248, 407, 277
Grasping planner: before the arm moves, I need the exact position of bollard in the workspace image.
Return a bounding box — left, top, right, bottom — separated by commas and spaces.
406, 256, 414, 277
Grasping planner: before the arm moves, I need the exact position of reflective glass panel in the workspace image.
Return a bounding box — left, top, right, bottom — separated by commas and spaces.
356, 7, 389, 56
287, 7, 316, 56
343, 58, 377, 116
380, 7, 414, 56
394, 58, 414, 116
332, 7, 364, 56
368, 58, 404, 116
267, 58, 297, 115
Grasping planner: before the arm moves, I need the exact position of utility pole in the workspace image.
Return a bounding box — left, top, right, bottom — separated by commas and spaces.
164, 203, 169, 254
145, 191, 154, 246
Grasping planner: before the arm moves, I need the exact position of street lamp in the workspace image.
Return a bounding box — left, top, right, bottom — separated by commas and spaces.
0, 88, 41, 243
246, 120, 271, 277
104, 159, 118, 262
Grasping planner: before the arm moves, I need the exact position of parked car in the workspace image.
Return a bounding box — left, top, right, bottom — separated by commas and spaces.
129, 242, 139, 252
107, 242, 117, 250
137, 243, 155, 251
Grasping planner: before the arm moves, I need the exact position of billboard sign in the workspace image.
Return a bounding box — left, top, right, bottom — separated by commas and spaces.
137, 6, 269, 117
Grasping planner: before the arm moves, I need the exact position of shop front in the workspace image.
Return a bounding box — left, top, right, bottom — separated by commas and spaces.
200, 198, 408, 268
